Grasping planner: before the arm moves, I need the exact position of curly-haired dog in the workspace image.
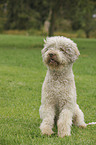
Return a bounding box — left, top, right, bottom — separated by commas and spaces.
39, 36, 86, 137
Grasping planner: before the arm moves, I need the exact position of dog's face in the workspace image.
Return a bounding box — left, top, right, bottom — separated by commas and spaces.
42, 36, 80, 69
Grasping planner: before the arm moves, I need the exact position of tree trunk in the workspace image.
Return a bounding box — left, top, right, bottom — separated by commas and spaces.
85, 30, 90, 38
48, 8, 56, 36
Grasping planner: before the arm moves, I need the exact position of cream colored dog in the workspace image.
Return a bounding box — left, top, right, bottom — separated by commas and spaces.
39, 36, 86, 137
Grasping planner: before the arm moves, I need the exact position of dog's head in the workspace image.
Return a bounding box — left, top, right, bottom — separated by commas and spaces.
41, 36, 80, 69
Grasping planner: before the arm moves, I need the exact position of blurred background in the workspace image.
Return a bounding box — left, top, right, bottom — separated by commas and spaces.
0, 0, 96, 38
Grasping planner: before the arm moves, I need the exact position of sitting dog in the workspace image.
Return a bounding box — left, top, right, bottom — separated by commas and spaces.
39, 36, 86, 137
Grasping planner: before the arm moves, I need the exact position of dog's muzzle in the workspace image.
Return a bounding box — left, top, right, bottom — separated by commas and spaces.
47, 53, 60, 66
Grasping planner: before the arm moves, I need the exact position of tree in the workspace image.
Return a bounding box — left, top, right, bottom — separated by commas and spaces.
5, 0, 49, 30
48, 0, 96, 37
80, 0, 96, 38
48, 0, 63, 36
5, 0, 34, 30
1, 0, 96, 38
62, 0, 96, 38
0, 0, 7, 32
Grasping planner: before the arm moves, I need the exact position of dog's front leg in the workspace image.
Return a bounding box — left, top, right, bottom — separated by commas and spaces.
73, 104, 87, 128
39, 105, 55, 135
57, 109, 73, 137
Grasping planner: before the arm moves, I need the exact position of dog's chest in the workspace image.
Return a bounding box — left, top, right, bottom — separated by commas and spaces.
42, 73, 76, 112
46, 77, 72, 98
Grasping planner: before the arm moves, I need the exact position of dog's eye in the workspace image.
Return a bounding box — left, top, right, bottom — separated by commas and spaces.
67, 48, 71, 52
60, 48, 64, 52
60, 48, 67, 54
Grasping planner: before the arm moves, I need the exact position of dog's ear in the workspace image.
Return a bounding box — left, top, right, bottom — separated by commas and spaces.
41, 38, 47, 55
44, 39, 46, 43
75, 47, 80, 57
70, 46, 80, 62
44, 37, 49, 44
41, 37, 50, 55
41, 46, 46, 55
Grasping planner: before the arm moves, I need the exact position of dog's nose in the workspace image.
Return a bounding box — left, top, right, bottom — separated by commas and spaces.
49, 53, 54, 57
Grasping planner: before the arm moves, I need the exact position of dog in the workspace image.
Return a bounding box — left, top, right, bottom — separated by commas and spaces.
39, 36, 86, 137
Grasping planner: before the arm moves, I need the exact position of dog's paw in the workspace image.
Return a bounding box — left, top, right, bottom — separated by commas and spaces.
78, 123, 87, 128
40, 125, 54, 136
58, 130, 71, 138
58, 124, 71, 137
57, 121, 71, 138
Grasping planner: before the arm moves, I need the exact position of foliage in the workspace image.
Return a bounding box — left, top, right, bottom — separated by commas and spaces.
45, 0, 96, 36
0, 34, 96, 144
0, 1, 7, 32
59, 0, 96, 38
80, 0, 96, 38
0, 0, 96, 37
4, 0, 49, 30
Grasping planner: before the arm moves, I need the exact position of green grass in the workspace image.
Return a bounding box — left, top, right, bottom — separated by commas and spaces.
0, 34, 96, 145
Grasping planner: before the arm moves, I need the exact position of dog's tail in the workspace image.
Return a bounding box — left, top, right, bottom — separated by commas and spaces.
87, 122, 96, 125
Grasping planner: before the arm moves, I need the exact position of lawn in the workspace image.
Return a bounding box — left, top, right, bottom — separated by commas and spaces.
0, 34, 96, 145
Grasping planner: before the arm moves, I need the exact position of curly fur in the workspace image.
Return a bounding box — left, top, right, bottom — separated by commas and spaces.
39, 36, 86, 137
